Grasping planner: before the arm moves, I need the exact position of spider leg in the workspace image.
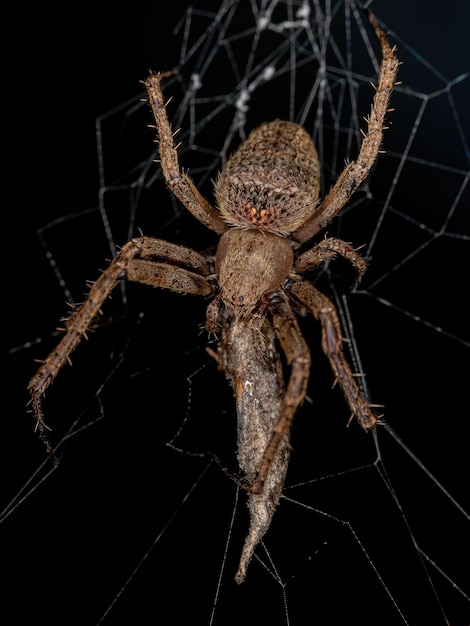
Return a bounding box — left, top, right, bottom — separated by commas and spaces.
252, 293, 311, 494
144, 72, 229, 236
292, 12, 399, 243
288, 278, 377, 431
205, 293, 223, 335
295, 236, 367, 282
28, 236, 213, 456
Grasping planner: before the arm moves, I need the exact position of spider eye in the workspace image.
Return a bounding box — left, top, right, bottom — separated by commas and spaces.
232, 294, 244, 303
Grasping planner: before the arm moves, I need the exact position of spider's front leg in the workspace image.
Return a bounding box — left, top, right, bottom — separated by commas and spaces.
144, 72, 228, 236
28, 236, 212, 456
292, 12, 399, 243
288, 279, 378, 430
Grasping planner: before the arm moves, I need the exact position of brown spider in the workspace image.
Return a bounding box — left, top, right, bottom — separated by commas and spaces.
28, 13, 398, 582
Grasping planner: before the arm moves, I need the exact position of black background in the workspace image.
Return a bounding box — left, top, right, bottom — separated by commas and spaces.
3, 1, 469, 624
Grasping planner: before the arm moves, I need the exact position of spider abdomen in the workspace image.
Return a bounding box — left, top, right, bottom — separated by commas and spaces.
216, 229, 293, 313
214, 120, 320, 235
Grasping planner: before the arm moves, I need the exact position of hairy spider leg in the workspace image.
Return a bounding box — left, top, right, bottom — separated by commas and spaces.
144, 72, 228, 235
28, 237, 212, 455
252, 293, 311, 494
292, 12, 399, 243
289, 279, 378, 430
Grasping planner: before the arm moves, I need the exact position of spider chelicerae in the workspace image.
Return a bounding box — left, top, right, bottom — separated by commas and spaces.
28, 12, 398, 582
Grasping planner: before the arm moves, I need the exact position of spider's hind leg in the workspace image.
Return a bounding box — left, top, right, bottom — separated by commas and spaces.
251, 293, 311, 494
287, 279, 378, 430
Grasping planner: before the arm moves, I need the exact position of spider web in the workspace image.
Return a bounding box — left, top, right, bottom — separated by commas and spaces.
3, 0, 469, 624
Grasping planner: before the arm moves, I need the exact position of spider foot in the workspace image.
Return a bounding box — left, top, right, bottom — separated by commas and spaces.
30, 396, 59, 466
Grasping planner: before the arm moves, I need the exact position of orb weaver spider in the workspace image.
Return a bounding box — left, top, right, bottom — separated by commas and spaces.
29, 12, 398, 582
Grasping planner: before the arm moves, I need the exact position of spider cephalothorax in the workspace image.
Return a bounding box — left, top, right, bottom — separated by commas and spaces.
28, 12, 398, 583
215, 228, 293, 316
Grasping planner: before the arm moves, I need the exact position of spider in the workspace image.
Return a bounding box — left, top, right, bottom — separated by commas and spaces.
28, 12, 398, 581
